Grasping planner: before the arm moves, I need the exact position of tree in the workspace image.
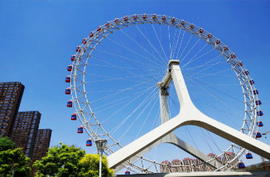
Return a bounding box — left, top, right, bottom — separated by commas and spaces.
0, 136, 31, 177
0, 136, 15, 151
78, 154, 114, 177
33, 142, 86, 177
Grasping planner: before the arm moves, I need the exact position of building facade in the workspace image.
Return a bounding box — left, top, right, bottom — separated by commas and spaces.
32, 129, 52, 162
31, 129, 52, 176
0, 82, 24, 137
160, 152, 237, 173
10, 111, 41, 159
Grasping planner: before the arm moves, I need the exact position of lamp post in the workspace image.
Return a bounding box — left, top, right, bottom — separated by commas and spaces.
95, 139, 107, 177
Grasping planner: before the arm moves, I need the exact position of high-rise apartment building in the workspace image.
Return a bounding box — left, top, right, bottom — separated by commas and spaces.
32, 129, 52, 162
0, 82, 24, 137
10, 111, 41, 159
31, 129, 52, 176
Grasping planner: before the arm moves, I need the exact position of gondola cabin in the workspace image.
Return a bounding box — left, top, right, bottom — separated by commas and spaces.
89, 32, 94, 37
199, 28, 203, 33
65, 76, 71, 83
246, 153, 253, 159
71, 113, 77, 120
67, 65, 72, 71
76, 46, 81, 52
86, 139, 92, 146
253, 89, 259, 95
216, 39, 221, 44
65, 88, 71, 95
244, 70, 249, 75
71, 55, 76, 61
258, 121, 263, 127
238, 162, 245, 169
97, 26, 101, 32
162, 15, 166, 21
231, 53, 236, 58
82, 38, 87, 44
171, 17, 175, 23
238, 61, 243, 66
125, 171, 130, 175
133, 14, 137, 20
124, 16, 128, 21
67, 100, 72, 107
152, 14, 157, 20
257, 110, 263, 116
249, 80, 255, 85
224, 46, 229, 51
190, 24, 195, 29
78, 126, 83, 133
256, 100, 262, 105
114, 18, 119, 23
142, 14, 146, 20
256, 132, 262, 138
181, 20, 185, 25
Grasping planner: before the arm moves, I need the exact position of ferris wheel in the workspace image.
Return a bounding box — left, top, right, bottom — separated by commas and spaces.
65, 14, 264, 173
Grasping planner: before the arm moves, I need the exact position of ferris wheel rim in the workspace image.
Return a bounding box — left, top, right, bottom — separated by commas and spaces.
69, 14, 262, 173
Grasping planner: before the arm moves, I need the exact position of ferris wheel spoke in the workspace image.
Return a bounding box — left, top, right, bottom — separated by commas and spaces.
189, 61, 227, 78
196, 128, 216, 155
191, 68, 232, 80
178, 35, 192, 61
86, 73, 159, 84
182, 48, 216, 69
183, 43, 209, 69
118, 90, 159, 142
109, 85, 158, 136
187, 77, 244, 123
151, 24, 168, 61
190, 90, 243, 110
135, 96, 159, 140
90, 79, 158, 110
184, 54, 222, 72
191, 96, 242, 129
105, 36, 162, 68
93, 94, 137, 113
175, 30, 185, 59
93, 87, 152, 115
134, 25, 167, 65
168, 25, 172, 60
171, 28, 182, 59
91, 55, 139, 76
118, 28, 166, 67
180, 38, 200, 63
94, 48, 163, 71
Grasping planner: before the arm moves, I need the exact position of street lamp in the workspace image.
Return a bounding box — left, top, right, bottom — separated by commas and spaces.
95, 139, 107, 177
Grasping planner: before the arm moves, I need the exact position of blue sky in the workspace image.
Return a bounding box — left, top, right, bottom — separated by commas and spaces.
1, 0, 270, 171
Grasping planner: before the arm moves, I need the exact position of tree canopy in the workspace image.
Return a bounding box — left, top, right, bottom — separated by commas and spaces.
79, 154, 114, 177
33, 142, 114, 177
0, 136, 31, 177
33, 142, 85, 177
0, 136, 15, 151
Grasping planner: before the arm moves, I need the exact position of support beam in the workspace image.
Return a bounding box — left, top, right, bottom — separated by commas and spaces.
107, 60, 270, 170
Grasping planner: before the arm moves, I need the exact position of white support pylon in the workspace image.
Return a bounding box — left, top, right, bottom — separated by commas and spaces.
158, 75, 223, 169
107, 60, 270, 170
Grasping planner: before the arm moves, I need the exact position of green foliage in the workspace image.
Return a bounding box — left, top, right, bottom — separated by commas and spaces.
0, 136, 31, 177
33, 142, 86, 177
79, 154, 114, 177
33, 142, 114, 177
0, 136, 16, 151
